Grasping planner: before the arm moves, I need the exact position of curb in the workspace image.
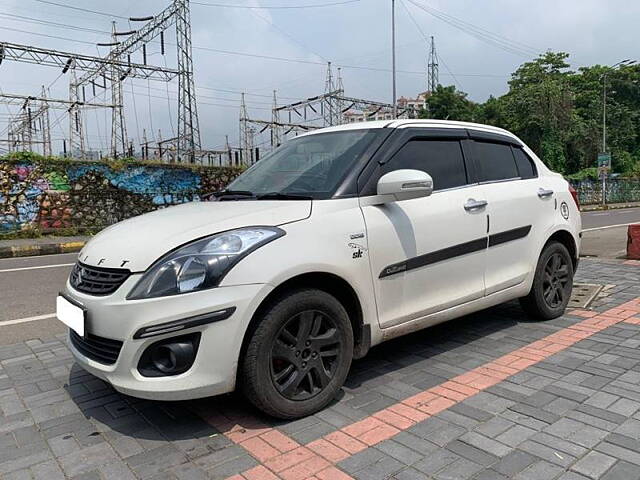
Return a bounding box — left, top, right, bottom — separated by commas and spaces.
581, 203, 640, 212
0, 241, 85, 259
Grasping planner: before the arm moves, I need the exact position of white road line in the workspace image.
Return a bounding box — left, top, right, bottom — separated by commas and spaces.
582, 223, 635, 233
0, 263, 74, 273
0, 313, 57, 327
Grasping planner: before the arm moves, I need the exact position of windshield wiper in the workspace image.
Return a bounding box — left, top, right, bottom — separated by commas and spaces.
213, 190, 256, 199
256, 192, 313, 200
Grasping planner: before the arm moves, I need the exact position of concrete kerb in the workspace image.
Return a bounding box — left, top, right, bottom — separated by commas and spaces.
0, 241, 85, 259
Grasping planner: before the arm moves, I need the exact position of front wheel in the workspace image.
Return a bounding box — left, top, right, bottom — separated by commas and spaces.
520, 241, 574, 320
241, 289, 353, 419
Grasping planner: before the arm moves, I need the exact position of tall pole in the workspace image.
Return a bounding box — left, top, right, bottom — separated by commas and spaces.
391, 0, 397, 118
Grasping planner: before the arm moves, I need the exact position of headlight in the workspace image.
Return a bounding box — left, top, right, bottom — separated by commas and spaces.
127, 227, 284, 299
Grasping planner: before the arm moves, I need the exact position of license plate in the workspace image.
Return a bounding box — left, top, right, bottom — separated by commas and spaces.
56, 295, 86, 337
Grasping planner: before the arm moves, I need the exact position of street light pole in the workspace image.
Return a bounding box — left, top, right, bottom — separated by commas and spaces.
600, 59, 636, 205
391, 0, 397, 118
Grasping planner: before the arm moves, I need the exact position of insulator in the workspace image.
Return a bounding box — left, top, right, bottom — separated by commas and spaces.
160, 31, 165, 55
129, 16, 154, 22
143, 44, 147, 65
62, 57, 73, 74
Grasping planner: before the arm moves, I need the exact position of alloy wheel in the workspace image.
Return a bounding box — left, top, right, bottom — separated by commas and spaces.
542, 252, 571, 309
269, 310, 343, 401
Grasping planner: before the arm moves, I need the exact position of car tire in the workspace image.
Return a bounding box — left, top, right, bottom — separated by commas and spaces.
241, 288, 354, 419
520, 241, 574, 320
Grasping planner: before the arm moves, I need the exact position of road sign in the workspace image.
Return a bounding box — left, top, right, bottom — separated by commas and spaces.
597, 152, 612, 169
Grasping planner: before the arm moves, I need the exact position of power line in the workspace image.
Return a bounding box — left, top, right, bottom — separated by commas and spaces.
0, 21, 509, 79
32, 0, 128, 19
405, 0, 539, 58
191, 0, 361, 9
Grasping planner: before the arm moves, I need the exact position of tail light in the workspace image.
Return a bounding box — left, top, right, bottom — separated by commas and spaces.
569, 184, 580, 210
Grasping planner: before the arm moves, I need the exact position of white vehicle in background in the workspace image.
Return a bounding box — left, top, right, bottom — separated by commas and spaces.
57, 120, 581, 419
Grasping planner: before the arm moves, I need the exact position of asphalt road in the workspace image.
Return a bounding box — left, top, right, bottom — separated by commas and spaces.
1, 207, 639, 345
581, 206, 640, 230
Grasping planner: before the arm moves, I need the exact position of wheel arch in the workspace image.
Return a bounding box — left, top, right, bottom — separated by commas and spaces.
546, 229, 578, 271
237, 271, 369, 385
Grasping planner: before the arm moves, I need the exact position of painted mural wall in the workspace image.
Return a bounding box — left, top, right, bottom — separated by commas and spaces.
0, 158, 242, 234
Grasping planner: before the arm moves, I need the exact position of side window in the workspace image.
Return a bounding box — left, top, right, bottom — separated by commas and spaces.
474, 141, 519, 182
382, 140, 468, 191
512, 147, 537, 179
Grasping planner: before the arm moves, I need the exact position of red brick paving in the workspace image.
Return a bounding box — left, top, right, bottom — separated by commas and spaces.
200, 298, 640, 480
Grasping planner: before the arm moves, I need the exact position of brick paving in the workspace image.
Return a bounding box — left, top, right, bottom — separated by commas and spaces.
2, 258, 640, 479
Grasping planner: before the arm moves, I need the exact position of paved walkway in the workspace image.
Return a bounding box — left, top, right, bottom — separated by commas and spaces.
1, 258, 640, 479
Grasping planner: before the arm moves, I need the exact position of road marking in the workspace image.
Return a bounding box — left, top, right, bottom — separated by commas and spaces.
0, 313, 56, 327
582, 223, 635, 232
0, 263, 74, 273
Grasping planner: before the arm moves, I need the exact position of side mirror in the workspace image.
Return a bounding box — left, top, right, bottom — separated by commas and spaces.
375, 169, 433, 203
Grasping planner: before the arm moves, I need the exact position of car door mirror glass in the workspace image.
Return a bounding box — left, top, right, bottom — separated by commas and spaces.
375, 169, 433, 203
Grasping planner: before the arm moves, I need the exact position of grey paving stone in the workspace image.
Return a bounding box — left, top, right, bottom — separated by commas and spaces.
496, 424, 537, 447
600, 460, 640, 480
392, 467, 431, 480
514, 460, 565, 480
433, 457, 483, 479
353, 456, 405, 480
518, 440, 576, 468
459, 431, 512, 457
375, 439, 424, 465
571, 451, 617, 479
412, 448, 460, 476
492, 450, 538, 477
596, 442, 640, 467
446, 439, 498, 467
338, 448, 386, 474
206, 454, 257, 480
475, 417, 515, 438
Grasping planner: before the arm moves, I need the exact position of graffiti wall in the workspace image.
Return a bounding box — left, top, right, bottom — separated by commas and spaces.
0, 159, 242, 234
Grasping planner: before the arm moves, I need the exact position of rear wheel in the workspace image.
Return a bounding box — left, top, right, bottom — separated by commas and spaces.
520, 241, 574, 320
241, 289, 353, 419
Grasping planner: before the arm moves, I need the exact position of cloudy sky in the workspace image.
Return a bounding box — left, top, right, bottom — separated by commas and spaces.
0, 0, 638, 155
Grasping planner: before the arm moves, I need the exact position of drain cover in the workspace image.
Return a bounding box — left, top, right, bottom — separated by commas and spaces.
569, 283, 604, 309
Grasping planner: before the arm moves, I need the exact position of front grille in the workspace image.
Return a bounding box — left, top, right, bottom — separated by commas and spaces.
70, 262, 130, 296
70, 330, 123, 365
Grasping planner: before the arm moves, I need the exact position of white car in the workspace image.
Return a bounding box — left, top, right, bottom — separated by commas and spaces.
58, 120, 581, 419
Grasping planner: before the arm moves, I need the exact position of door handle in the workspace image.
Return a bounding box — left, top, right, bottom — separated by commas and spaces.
537, 188, 554, 198
464, 198, 488, 211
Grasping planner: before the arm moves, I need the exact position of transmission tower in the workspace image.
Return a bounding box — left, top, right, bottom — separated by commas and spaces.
427, 35, 439, 94
40, 86, 52, 157
110, 22, 128, 158
69, 67, 85, 157
175, 0, 201, 163
239, 93, 255, 164
271, 90, 282, 148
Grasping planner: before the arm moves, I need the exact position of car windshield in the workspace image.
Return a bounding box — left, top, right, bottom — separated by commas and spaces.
225, 129, 378, 200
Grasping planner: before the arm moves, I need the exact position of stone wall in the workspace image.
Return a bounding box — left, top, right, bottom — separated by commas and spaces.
0, 158, 242, 234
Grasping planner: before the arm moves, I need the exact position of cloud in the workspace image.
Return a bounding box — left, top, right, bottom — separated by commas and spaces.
0, 0, 638, 155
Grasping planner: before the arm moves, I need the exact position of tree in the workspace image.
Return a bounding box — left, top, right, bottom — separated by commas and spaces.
419, 85, 478, 122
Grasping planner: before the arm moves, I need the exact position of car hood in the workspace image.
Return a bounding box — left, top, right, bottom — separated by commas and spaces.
79, 200, 311, 271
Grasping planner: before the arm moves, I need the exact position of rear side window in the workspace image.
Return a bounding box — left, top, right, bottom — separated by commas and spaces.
513, 148, 537, 179
383, 140, 468, 191
474, 141, 519, 182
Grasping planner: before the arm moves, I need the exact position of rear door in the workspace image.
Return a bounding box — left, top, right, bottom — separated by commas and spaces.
359, 128, 488, 329
468, 132, 554, 295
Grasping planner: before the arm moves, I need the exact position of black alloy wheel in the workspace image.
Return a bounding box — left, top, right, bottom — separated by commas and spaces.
520, 241, 574, 320
270, 310, 342, 401
542, 252, 571, 309
241, 288, 353, 419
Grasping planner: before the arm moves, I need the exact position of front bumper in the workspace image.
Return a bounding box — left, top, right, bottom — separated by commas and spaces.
63, 275, 273, 401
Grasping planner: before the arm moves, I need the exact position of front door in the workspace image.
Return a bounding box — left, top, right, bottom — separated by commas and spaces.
360, 133, 488, 329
